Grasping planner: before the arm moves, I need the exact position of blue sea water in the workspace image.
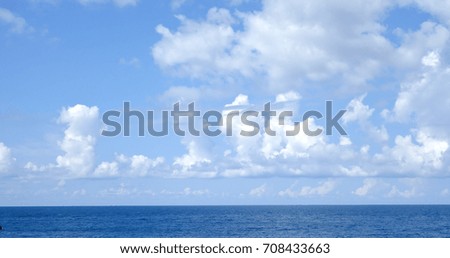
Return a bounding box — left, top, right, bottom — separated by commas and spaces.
0, 205, 449, 238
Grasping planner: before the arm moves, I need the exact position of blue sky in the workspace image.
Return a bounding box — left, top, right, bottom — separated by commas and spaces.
1, 0, 450, 205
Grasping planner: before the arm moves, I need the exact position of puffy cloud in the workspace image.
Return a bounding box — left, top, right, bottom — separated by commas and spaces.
152, 7, 236, 79
421, 51, 440, 67
0, 8, 34, 34
0, 142, 13, 173
152, 0, 396, 91
353, 179, 378, 196
388, 52, 450, 139
124, 154, 164, 177
225, 94, 249, 107
375, 130, 448, 175
94, 154, 164, 178
344, 94, 388, 141
343, 95, 374, 123
173, 139, 214, 177
339, 136, 352, 146
24, 162, 52, 172
94, 161, 119, 177
55, 105, 99, 177
393, 21, 449, 69
409, 0, 450, 25
275, 91, 301, 103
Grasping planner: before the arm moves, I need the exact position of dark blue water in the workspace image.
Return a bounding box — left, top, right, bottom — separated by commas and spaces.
0, 205, 449, 238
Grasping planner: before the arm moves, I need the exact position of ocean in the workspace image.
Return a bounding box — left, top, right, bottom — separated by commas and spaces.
0, 205, 449, 238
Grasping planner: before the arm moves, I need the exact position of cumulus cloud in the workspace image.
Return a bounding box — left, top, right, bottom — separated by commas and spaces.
0, 142, 13, 173
24, 105, 99, 177
0, 8, 34, 34
387, 51, 450, 140
152, 0, 397, 91
375, 129, 448, 175
20, 1, 450, 182
120, 154, 164, 177
148, 1, 450, 180
353, 179, 378, 196
94, 154, 164, 178
173, 139, 215, 177
94, 161, 119, 177
275, 91, 301, 103
152, 7, 236, 79
344, 94, 388, 141
421, 51, 440, 67
55, 105, 99, 177
225, 94, 249, 107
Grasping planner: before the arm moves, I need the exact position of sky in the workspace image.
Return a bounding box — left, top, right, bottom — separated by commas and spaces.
1, 0, 450, 206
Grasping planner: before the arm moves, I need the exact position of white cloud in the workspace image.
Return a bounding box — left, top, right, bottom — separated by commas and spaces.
279, 180, 336, 197
344, 94, 388, 142
94, 161, 119, 177
375, 129, 448, 175
339, 136, 352, 146
225, 94, 249, 107
353, 179, 378, 196
343, 94, 374, 124
55, 105, 99, 177
408, 0, 450, 26
275, 91, 301, 103
152, 7, 236, 79
173, 139, 214, 177
421, 51, 440, 67
152, 1, 395, 90
161, 187, 210, 196
388, 185, 418, 198
0, 8, 34, 34
249, 184, 267, 197
0, 142, 13, 173
24, 162, 52, 172
97, 154, 164, 177
127, 155, 164, 177
388, 51, 450, 141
